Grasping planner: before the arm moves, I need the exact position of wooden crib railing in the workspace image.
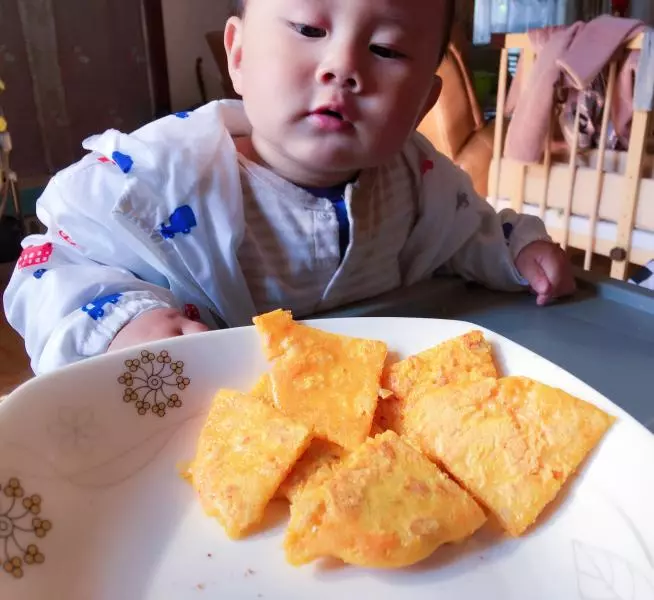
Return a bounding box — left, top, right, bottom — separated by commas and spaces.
489, 32, 652, 280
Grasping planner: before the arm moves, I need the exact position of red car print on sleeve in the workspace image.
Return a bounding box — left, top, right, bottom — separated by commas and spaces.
17, 243, 53, 269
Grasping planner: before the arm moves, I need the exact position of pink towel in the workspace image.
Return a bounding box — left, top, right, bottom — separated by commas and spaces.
504, 16, 645, 163
504, 23, 583, 163
557, 15, 644, 90
612, 50, 641, 148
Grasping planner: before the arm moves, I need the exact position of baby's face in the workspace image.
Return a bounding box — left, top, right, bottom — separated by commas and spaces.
226, 0, 446, 186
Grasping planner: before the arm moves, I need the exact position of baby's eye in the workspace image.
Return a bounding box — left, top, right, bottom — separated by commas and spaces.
290, 22, 327, 38
370, 45, 407, 60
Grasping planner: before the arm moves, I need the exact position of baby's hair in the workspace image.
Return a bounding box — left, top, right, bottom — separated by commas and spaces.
231, 0, 454, 65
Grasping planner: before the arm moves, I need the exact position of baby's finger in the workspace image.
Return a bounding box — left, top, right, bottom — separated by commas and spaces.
520, 259, 552, 299
539, 247, 576, 299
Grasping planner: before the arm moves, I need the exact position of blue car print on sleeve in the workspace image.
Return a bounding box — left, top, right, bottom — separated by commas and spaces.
82, 293, 123, 321
160, 205, 197, 240
111, 151, 134, 174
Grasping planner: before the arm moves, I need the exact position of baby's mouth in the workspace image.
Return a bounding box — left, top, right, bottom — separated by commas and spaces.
316, 108, 344, 121
308, 105, 354, 132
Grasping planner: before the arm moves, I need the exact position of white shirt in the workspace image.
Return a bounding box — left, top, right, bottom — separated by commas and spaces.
4, 100, 550, 374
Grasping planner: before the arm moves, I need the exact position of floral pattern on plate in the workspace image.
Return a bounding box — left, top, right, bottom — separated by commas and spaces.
118, 350, 190, 418
0, 478, 51, 579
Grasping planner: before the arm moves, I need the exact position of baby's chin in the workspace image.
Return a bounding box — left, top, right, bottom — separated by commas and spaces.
288, 143, 389, 175
253, 133, 396, 185
283, 161, 362, 188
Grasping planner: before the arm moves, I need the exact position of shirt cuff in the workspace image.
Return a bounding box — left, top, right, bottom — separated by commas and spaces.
38, 291, 176, 374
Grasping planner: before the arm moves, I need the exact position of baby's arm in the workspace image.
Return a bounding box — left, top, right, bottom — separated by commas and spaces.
3, 176, 193, 375
409, 134, 575, 302
445, 194, 576, 303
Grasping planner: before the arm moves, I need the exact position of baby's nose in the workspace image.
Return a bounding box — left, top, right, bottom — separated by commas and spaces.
318, 69, 360, 92
316, 46, 363, 92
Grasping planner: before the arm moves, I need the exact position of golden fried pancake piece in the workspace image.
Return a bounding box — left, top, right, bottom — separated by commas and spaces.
190, 389, 311, 539
404, 376, 616, 536
375, 330, 498, 434
253, 309, 387, 450
284, 431, 486, 568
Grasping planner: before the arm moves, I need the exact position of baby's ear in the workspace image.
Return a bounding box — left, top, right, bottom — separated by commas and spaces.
224, 16, 244, 95
416, 75, 443, 125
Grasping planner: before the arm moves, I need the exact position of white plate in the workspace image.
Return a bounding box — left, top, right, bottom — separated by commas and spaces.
1, 318, 653, 600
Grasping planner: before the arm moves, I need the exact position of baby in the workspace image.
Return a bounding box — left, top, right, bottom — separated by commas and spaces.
4, 0, 575, 375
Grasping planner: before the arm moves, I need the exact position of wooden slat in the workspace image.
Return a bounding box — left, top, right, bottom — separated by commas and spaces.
510, 161, 527, 213
489, 48, 509, 209
584, 60, 617, 271
539, 109, 554, 220
17, 0, 74, 173
611, 110, 651, 280
561, 104, 582, 250
502, 31, 643, 51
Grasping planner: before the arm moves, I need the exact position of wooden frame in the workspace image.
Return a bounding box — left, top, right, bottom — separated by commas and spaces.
501, 32, 644, 51
489, 32, 653, 280
141, 0, 172, 118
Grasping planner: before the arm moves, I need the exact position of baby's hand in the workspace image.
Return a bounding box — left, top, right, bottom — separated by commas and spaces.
108, 307, 209, 353
515, 240, 577, 306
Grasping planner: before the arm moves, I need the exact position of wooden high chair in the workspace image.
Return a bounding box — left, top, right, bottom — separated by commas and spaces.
417, 23, 496, 197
